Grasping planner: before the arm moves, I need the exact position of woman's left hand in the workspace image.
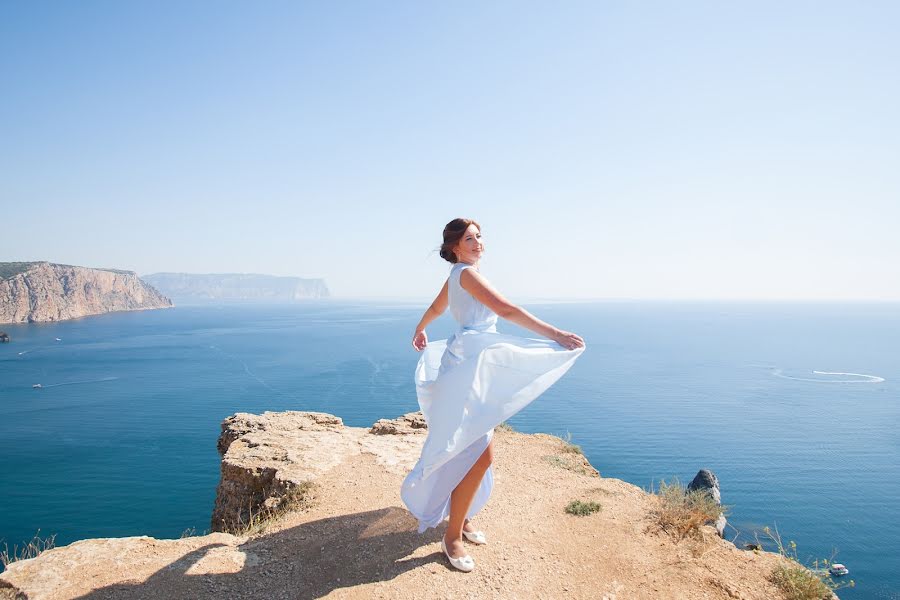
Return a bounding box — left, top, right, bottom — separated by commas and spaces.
412, 330, 428, 352
553, 329, 585, 350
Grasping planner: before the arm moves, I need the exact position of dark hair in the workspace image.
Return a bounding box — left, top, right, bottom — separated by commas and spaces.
439, 218, 481, 264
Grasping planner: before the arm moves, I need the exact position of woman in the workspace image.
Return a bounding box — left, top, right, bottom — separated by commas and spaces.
400, 218, 585, 572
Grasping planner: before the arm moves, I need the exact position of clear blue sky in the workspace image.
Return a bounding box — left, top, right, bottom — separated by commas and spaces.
2, 1, 898, 300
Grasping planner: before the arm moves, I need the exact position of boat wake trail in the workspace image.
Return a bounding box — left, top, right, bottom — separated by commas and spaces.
209, 345, 291, 398
42, 377, 119, 388
772, 369, 885, 383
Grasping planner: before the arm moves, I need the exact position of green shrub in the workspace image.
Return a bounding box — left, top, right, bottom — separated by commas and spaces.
565, 499, 602, 516
0, 262, 39, 281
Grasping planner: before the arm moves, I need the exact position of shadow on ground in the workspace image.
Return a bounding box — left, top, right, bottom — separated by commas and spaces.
75, 506, 444, 599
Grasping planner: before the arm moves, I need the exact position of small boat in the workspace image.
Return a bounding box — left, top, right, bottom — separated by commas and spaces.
55, 337, 62, 341
829, 564, 849, 576
32, 384, 43, 389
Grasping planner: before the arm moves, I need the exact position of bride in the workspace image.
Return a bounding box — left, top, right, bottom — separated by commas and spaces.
401, 217, 585, 572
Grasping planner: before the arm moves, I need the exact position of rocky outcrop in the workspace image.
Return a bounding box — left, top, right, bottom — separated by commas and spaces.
688, 468, 728, 537
212, 411, 426, 532
0, 411, 798, 600
0, 262, 172, 324
369, 412, 427, 435
141, 272, 330, 302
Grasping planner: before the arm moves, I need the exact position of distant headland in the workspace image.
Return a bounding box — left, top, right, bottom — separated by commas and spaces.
0, 262, 172, 324
141, 272, 330, 302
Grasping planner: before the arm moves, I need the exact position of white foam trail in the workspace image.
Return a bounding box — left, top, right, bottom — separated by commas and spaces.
42, 377, 119, 388
210, 345, 288, 397
772, 369, 884, 383
17, 345, 48, 356
812, 370, 885, 383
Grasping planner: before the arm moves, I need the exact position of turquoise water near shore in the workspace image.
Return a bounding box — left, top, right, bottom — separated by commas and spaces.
1, 301, 898, 598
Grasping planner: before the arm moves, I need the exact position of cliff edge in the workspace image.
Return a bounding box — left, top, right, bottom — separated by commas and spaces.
0, 411, 794, 599
0, 262, 172, 324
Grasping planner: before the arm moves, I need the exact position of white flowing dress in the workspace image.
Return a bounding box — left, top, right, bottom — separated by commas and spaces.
401, 262, 585, 533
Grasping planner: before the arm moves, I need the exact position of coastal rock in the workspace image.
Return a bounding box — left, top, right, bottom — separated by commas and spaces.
0, 262, 172, 324
0, 412, 794, 600
211, 411, 429, 532
369, 411, 427, 435
141, 272, 330, 302
211, 411, 357, 532
688, 468, 727, 537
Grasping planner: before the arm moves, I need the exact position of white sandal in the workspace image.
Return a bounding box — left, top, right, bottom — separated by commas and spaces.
462, 529, 487, 545
441, 538, 475, 572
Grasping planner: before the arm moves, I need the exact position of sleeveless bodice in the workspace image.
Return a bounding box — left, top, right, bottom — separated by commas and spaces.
448, 263, 498, 332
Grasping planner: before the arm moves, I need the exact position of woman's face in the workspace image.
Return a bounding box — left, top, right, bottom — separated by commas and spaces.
454, 224, 484, 265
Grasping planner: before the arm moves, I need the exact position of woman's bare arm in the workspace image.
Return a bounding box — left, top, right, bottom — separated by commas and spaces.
412, 279, 449, 351
460, 269, 584, 350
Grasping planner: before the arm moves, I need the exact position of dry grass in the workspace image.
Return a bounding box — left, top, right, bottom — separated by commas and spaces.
178, 527, 210, 539
650, 478, 726, 542
224, 481, 318, 537
542, 454, 593, 476
559, 431, 583, 454
1, 530, 56, 568
761, 525, 854, 600
770, 562, 835, 600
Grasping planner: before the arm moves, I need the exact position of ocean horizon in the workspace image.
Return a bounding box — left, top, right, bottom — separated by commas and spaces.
1, 300, 897, 598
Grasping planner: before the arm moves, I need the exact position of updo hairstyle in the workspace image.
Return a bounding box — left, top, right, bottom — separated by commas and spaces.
439, 218, 481, 264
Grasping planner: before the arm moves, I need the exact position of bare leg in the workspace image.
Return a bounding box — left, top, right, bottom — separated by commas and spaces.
444, 440, 494, 558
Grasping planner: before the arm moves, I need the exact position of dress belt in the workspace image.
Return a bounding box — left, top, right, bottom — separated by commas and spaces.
457, 324, 498, 334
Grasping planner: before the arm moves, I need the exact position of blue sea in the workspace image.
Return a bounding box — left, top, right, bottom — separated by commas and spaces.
1, 301, 898, 598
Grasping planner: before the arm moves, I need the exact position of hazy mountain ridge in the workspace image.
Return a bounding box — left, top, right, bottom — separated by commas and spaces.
142, 272, 330, 301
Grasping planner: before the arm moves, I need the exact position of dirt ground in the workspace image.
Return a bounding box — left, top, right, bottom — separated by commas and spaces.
3, 427, 792, 600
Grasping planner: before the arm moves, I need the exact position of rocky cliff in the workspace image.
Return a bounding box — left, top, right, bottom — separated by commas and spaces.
141, 272, 330, 302
0, 262, 172, 324
0, 411, 801, 600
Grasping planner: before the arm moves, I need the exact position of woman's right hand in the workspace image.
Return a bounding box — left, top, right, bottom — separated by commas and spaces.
412, 329, 428, 352
553, 329, 585, 350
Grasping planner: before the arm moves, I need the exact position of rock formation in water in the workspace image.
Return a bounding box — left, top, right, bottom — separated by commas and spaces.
688, 468, 728, 537
0, 410, 803, 600
141, 272, 330, 302
0, 262, 172, 324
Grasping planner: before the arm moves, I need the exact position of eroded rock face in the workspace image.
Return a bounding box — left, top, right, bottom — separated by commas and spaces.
0, 262, 172, 324
211, 411, 427, 532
